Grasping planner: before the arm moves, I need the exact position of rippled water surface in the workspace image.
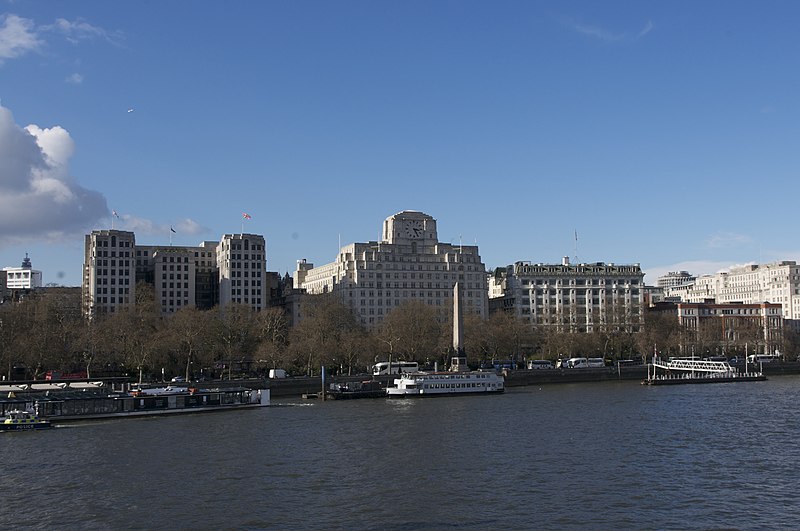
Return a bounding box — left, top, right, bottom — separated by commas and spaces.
2, 376, 799, 530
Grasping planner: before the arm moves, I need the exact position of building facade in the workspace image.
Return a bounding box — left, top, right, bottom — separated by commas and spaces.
294, 211, 488, 326
83, 230, 268, 316
652, 300, 783, 355
82, 230, 136, 317
489, 257, 645, 333
663, 261, 800, 327
657, 271, 695, 291
217, 233, 268, 310
3, 254, 43, 291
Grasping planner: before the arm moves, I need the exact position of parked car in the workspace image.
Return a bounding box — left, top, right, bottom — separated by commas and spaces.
171, 376, 186, 383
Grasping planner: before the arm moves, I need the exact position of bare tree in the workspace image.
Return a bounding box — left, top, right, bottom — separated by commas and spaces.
379, 300, 441, 363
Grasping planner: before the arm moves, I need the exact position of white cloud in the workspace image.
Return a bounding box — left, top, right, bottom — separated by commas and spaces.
705, 232, 752, 249
0, 14, 122, 67
568, 21, 624, 42
0, 104, 108, 245
174, 218, 209, 235
42, 17, 123, 46
565, 18, 654, 42
65, 72, 83, 84
0, 14, 42, 62
113, 214, 209, 237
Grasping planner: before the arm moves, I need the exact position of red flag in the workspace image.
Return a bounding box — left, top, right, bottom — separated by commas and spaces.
242, 212, 252, 220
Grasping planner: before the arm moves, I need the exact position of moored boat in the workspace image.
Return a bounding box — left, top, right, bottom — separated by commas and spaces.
327, 380, 385, 399
1, 409, 52, 431
386, 370, 504, 397
2, 383, 270, 422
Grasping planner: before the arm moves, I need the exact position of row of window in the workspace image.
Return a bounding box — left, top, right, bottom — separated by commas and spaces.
521, 278, 641, 286
96, 287, 131, 295
161, 291, 190, 298
231, 280, 262, 287
94, 250, 132, 258
95, 238, 132, 248
227, 271, 262, 278
95, 269, 131, 277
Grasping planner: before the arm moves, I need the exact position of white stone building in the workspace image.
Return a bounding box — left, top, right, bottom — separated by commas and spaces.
83, 230, 267, 316
663, 261, 800, 326
294, 211, 488, 326
82, 230, 136, 317
217, 233, 267, 310
656, 271, 695, 291
3, 254, 43, 291
489, 257, 645, 333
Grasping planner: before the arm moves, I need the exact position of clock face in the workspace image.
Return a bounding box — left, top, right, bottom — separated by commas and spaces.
403, 220, 423, 238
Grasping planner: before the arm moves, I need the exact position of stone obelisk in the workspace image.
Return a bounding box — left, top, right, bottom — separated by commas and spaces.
451, 281, 467, 372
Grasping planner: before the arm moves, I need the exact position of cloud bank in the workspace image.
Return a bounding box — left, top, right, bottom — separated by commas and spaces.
0, 104, 109, 245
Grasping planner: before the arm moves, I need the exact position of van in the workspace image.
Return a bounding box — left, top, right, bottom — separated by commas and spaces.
528, 360, 554, 370
567, 357, 589, 368
269, 369, 287, 379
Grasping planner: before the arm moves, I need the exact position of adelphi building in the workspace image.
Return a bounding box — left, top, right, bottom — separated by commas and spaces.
294, 211, 487, 326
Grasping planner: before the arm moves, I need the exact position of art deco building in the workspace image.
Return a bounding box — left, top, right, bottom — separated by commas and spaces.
83, 230, 267, 316
82, 230, 136, 317
217, 233, 267, 310
294, 211, 488, 326
489, 257, 645, 333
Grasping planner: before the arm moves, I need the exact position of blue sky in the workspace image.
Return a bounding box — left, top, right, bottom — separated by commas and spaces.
1, 1, 798, 287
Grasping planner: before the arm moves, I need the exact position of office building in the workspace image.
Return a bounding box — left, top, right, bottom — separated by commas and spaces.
82, 230, 136, 318
294, 211, 488, 326
83, 230, 268, 316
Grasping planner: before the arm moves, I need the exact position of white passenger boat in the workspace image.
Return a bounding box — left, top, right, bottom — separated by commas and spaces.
386, 370, 504, 397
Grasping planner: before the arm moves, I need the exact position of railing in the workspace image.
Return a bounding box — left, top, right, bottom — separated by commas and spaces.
652, 358, 733, 373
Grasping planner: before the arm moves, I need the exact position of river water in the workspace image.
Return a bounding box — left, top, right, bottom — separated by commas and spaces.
2, 376, 799, 530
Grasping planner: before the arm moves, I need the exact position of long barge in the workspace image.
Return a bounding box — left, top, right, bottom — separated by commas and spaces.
0, 383, 269, 421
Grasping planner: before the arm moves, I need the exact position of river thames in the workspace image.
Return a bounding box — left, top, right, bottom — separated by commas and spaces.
2, 376, 799, 530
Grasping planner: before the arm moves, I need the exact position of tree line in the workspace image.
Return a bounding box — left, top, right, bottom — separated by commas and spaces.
1, 283, 798, 382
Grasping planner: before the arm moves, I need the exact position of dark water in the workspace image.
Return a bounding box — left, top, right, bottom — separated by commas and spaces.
2, 376, 799, 530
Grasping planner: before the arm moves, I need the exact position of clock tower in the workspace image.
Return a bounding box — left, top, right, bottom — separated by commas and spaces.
382, 211, 438, 244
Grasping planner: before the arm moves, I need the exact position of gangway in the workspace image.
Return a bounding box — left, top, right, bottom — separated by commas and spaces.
651, 358, 734, 373
644, 357, 766, 385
